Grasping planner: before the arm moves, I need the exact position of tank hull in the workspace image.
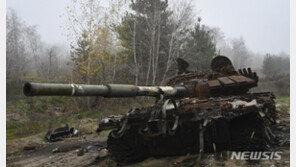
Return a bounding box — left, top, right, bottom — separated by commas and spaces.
99, 92, 276, 163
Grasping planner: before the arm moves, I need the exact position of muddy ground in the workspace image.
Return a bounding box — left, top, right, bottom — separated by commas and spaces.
7, 105, 290, 167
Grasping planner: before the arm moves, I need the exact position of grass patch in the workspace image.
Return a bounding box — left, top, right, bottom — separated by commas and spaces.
98, 130, 112, 137
6, 97, 153, 141
75, 109, 101, 120
7, 122, 46, 140
275, 95, 290, 113
275, 96, 290, 105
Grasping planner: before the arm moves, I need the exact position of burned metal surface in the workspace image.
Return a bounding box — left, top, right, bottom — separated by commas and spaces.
98, 92, 275, 131
210, 55, 235, 73
102, 92, 276, 163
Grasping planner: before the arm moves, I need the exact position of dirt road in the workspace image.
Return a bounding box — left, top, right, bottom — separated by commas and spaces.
7, 134, 109, 167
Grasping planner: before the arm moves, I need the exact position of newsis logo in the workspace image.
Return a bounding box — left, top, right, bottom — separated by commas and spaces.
230, 151, 283, 160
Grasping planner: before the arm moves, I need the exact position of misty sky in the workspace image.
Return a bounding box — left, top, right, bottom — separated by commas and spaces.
7, 0, 290, 54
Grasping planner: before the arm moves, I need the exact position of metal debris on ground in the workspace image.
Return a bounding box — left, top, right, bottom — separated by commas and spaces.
23, 145, 36, 151
76, 147, 87, 156
52, 146, 79, 153
45, 124, 78, 142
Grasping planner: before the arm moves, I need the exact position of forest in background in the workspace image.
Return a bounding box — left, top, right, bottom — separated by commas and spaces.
6, 0, 290, 140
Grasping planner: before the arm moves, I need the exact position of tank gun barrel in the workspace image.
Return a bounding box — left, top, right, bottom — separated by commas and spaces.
23, 82, 188, 98
24, 72, 258, 99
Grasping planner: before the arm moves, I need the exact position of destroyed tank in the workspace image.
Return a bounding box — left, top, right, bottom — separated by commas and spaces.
23, 56, 277, 163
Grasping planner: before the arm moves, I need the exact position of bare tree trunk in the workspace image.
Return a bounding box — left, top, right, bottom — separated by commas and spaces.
153, 10, 161, 85
146, 48, 152, 85
111, 52, 117, 83
133, 21, 138, 85
48, 49, 53, 81
151, 3, 156, 85
87, 53, 91, 110
161, 26, 175, 84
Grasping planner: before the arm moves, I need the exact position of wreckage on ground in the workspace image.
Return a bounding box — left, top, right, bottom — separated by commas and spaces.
45, 124, 78, 142
23, 56, 277, 163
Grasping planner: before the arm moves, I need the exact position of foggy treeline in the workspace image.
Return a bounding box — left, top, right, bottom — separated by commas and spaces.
6, 0, 290, 102
6, 9, 69, 99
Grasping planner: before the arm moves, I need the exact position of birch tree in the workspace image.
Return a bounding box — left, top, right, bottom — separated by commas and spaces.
117, 0, 173, 85
161, 0, 195, 83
